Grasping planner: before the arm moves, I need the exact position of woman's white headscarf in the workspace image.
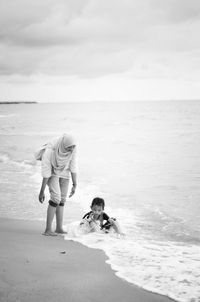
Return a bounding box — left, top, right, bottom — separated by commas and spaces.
51, 134, 76, 170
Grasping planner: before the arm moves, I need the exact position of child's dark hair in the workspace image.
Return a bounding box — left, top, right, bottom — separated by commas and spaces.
91, 197, 105, 210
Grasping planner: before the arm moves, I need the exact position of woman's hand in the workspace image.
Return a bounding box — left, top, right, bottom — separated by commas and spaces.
39, 191, 45, 203
39, 178, 48, 203
69, 184, 77, 198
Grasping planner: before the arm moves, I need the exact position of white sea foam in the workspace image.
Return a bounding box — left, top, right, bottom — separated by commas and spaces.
62, 178, 200, 302
0, 154, 9, 163
0, 153, 29, 164
64, 206, 200, 302
0, 114, 16, 118
0, 152, 38, 170
30, 170, 42, 185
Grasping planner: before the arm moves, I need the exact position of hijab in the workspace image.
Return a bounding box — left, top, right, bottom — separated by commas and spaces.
51, 134, 76, 170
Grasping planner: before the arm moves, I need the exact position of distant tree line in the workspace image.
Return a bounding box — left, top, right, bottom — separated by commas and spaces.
0, 101, 37, 104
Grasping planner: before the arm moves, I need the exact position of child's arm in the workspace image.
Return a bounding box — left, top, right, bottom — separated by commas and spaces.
80, 212, 95, 226
80, 215, 100, 232
108, 218, 124, 235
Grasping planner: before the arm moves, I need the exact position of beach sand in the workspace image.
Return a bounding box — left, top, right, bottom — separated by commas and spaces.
0, 218, 175, 302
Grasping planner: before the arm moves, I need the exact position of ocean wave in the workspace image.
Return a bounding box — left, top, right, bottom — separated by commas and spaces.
0, 153, 38, 172
30, 170, 42, 185
0, 131, 60, 136
0, 114, 16, 118
62, 192, 200, 302
143, 208, 200, 244
64, 223, 200, 302
0, 154, 9, 163
112, 115, 156, 126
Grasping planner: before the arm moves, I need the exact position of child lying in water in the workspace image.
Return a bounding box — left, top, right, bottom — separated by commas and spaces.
80, 197, 124, 235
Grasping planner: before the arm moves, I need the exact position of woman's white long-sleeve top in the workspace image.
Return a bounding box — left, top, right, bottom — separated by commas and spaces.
41, 139, 77, 179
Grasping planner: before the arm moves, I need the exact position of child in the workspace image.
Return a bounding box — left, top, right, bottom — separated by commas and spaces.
80, 197, 123, 235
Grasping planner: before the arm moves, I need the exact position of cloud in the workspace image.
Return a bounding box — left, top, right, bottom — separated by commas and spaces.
150, 0, 200, 23
0, 0, 200, 80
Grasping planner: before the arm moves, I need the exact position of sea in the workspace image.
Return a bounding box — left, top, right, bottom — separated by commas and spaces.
0, 101, 200, 302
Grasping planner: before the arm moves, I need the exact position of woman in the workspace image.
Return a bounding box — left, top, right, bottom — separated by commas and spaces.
38, 133, 77, 236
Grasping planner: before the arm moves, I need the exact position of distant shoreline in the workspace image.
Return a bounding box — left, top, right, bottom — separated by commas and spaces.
0, 101, 37, 104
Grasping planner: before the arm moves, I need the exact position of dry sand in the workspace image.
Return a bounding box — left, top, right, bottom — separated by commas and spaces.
0, 218, 175, 302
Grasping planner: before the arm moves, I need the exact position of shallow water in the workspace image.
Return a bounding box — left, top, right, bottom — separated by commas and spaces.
0, 101, 200, 302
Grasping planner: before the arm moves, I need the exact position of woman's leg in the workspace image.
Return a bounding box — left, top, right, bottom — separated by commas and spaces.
45, 205, 57, 236
55, 178, 69, 233
44, 176, 61, 236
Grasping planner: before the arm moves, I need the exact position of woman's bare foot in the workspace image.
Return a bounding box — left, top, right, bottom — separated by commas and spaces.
42, 231, 57, 236
55, 229, 68, 234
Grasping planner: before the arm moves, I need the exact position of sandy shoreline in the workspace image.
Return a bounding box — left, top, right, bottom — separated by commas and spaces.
0, 218, 175, 302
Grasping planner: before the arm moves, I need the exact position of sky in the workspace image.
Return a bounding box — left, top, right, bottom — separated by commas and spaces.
0, 0, 200, 102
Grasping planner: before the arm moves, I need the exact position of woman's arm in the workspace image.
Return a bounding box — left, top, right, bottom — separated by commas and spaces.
39, 147, 52, 203
39, 177, 49, 203
69, 147, 77, 198
69, 172, 77, 197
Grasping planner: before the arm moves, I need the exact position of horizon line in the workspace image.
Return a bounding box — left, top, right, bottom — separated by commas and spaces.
1, 99, 200, 104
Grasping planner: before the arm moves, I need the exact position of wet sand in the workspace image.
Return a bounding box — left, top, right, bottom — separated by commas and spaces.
0, 218, 175, 302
